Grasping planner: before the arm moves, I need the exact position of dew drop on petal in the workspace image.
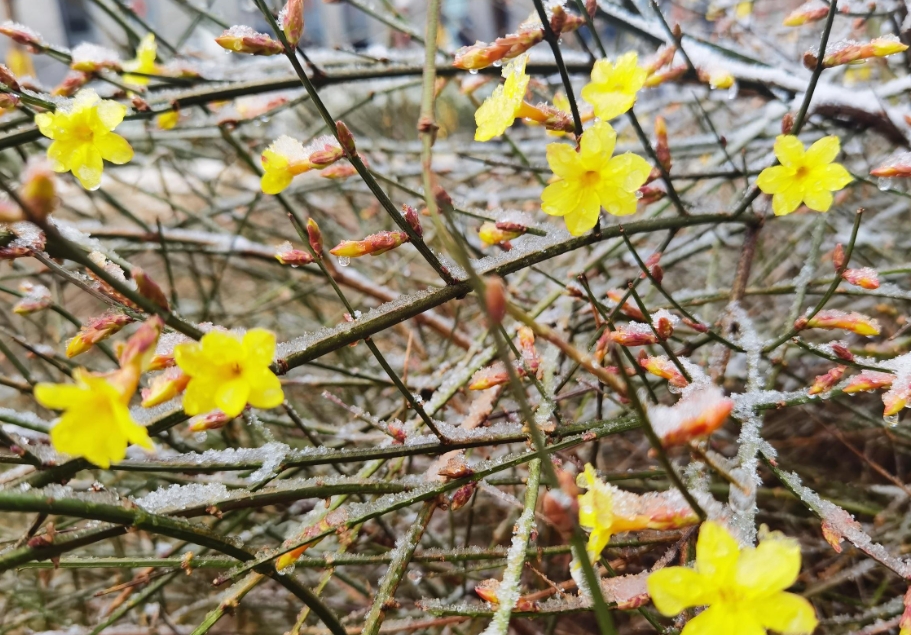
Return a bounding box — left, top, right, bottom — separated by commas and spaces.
635, 189, 644, 199
884, 413, 900, 427
879, 177, 894, 191
469, 68, 479, 75
338, 256, 351, 267
492, 60, 502, 67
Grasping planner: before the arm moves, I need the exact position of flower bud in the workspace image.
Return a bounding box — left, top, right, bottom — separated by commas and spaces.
871, 153, 911, 178
19, 159, 56, 223
12, 281, 51, 315
783, 0, 829, 26
279, 0, 304, 47
141, 368, 190, 407
609, 323, 659, 346
306, 218, 323, 258
593, 329, 612, 364
52, 71, 91, 97
606, 290, 645, 321
0, 63, 19, 90
484, 276, 507, 325
335, 121, 357, 157
795, 310, 880, 337
403, 205, 423, 238
188, 410, 232, 432
654, 116, 671, 173
842, 370, 894, 393
808, 365, 846, 395
275, 241, 314, 266
215, 26, 284, 56
842, 267, 880, 290
156, 110, 179, 130
0, 93, 19, 109
682, 317, 709, 333
469, 361, 510, 390
307, 143, 344, 169
449, 482, 477, 511
67, 312, 134, 358
637, 184, 666, 205
883, 378, 911, 417
319, 163, 356, 179
832, 243, 846, 270
699, 68, 735, 89
329, 230, 409, 258
149, 352, 175, 371
781, 112, 795, 135
807, 36, 909, 69
133, 268, 169, 310
118, 316, 164, 373
643, 45, 677, 74
643, 65, 686, 88
652, 309, 677, 340
640, 354, 688, 387
479, 221, 522, 246
651, 387, 733, 447
830, 342, 854, 361
0, 21, 44, 48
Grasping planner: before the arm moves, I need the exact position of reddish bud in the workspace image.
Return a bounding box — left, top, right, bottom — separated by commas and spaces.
842, 267, 880, 290
141, 367, 190, 408
403, 204, 423, 238
215, 26, 283, 56
188, 410, 232, 432
808, 365, 846, 395
133, 268, 169, 310
117, 316, 164, 373
781, 112, 795, 135
832, 243, 846, 269
830, 342, 854, 361
484, 276, 507, 326
12, 281, 51, 315
330, 231, 409, 259
796, 310, 880, 337
335, 121, 357, 157
842, 370, 894, 394
306, 219, 323, 258
67, 313, 133, 358
640, 355, 688, 387
279, 0, 304, 47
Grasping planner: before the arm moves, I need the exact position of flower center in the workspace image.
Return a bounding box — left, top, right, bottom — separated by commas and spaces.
794, 165, 810, 180
74, 123, 94, 143
581, 170, 601, 188
229, 362, 243, 377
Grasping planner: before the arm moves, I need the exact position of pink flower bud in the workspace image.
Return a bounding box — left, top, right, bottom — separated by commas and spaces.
188, 410, 232, 432
118, 316, 164, 373
12, 281, 51, 315
783, 0, 829, 26
279, 0, 304, 47
651, 387, 734, 447
133, 268, 169, 310
335, 121, 357, 157
830, 342, 854, 361
215, 26, 284, 56
319, 163, 356, 179
606, 290, 645, 321
484, 276, 507, 325
0, 63, 19, 91
842, 370, 894, 394
148, 352, 175, 371
795, 310, 880, 337
640, 355, 688, 387
610, 323, 659, 346
808, 365, 846, 395
449, 482, 477, 511
66, 312, 134, 358
644, 65, 686, 88
0, 22, 44, 48
643, 45, 677, 74
329, 231, 409, 259
842, 267, 880, 290
275, 241, 314, 266
832, 243, 846, 269
306, 218, 323, 258
403, 205, 423, 238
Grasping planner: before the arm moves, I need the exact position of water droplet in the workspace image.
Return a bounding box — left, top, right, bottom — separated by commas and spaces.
338, 256, 351, 267
492, 60, 502, 67
558, 38, 564, 44
194, 432, 207, 443
726, 82, 739, 100
885, 413, 900, 427
277, 563, 295, 575
635, 189, 644, 199
878, 177, 894, 191
469, 68, 479, 75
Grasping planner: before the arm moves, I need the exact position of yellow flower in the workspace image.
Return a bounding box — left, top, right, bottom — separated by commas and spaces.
123, 34, 157, 85
174, 329, 284, 418
580, 52, 647, 121
756, 135, 853, 216
34, 368, 152, 469
542, 121, 651, 235
34, 88, 133, 191
474, 54, 535, 141
577, 464, 617, 561
260, 135, 311, 195
156, 110, 179, 130
647, 521, 818, 635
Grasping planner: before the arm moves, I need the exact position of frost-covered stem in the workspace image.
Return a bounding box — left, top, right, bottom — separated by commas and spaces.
785, 214, 828, 329
480, 458, 541, 635
763, 208, 863, 353
627, 110, 688, 216
252, 0, 457, 286
533, 0, 583, 135
793, 0, 839, 134
608, 345, 707, 520
190, 572, 265, 635
362, 501, 436, 635
624, 284, 693, 382
572, 0, 607, 57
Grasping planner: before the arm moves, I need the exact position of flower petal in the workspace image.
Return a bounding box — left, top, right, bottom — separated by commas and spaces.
174, 341, 207, 377
34, 382, 88, 410
246, 369, 285, 409
772, 184, 805, 216
579, 121, 617, 170
695, 521, 739, 581
94, 100, 127, 131
681, 605, 765, 635
35, 112, 57, 139
815, 163, 853, 191
95, 132, 133, 165
802, 187, 833, 212
805, 135, 840, 165
606, 153, 651, 191
182, 377, 218, 415
215, 378, 250, 418
735, 534, 802, 597
262, 170, 294, 195
243, 329, 277, 366
563, 202, 599, 236
600, 187, 638, 217
115, 403, 153, 451
71, 144, 104, 190
756, 165, 793, 194
200, 330, 245, 367
647, 566, 715, 616
541, 180, 581, 217
774, 135, 806, 167
546, 142, 581, 179
754, 592, 818, 634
